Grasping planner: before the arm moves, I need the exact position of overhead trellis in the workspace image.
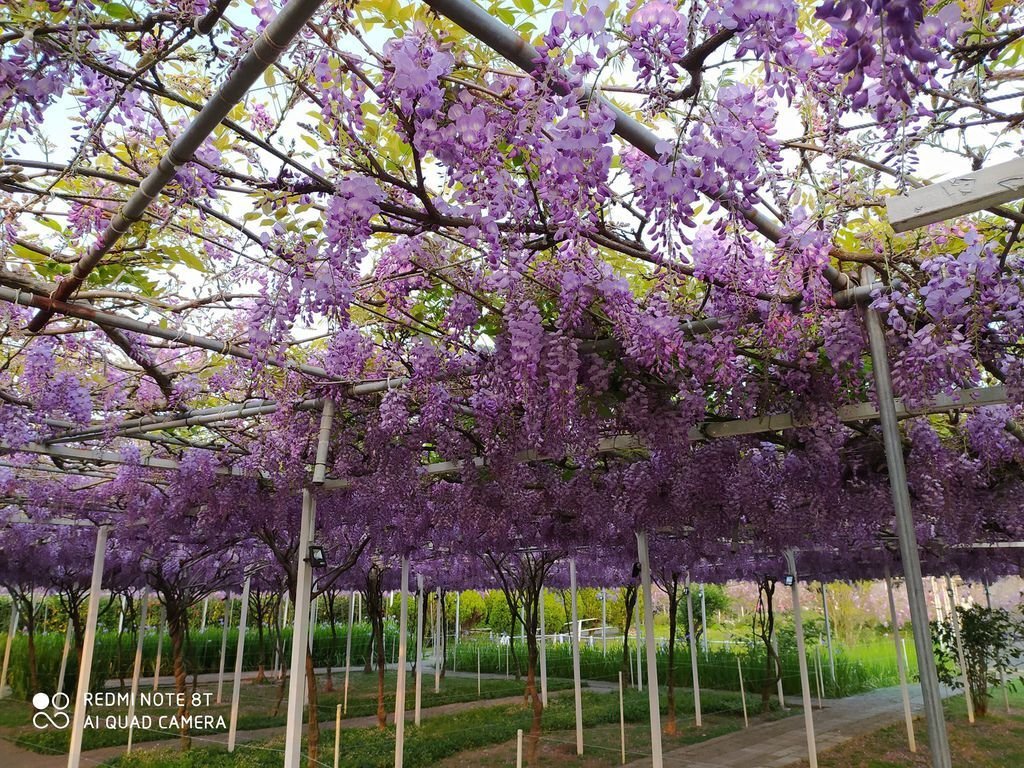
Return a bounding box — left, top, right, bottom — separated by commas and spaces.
2, 1, 1024, 767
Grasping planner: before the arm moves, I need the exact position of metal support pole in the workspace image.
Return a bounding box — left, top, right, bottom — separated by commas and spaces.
864, 273, 953, 768
820, 584, 836, 683
66, 524, 108, 768
885, 570, 917, 752
434, 591, 442, 693
636, 532, 663, 768
737, 657, 748, 728
394, 557, 410, 768
126, 587, 150, 752
944, 575, 974, 724
602, 588, 608, 656
414, 575, 424, 726
343, 590, 355, 714
228, 575, 252, 752
618, 670, 626, 765
27, 0, 330, 332
200, 597, 209, 633
0, 603, 18, 699
784, 550, 817, 768
334, 703, 342, 768
685, 573, 702, 727
635, 598, 642, 692
152, 606, 165, 692
982, 575, 1011, 713
539, 586, 548, 707
516, 729, 524, 768
700, 584, 708, 656
455, 592, 461, 647
215, 594, 230, 704
569, 558, 583, 756
56, 618, 73, 695
283, 399, 334, 768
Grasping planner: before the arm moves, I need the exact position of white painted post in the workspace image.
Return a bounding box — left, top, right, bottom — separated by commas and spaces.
200, 597, 209, 633
66, 525, 109, 768
117, 596, 125, 636
814, 646, 824, 709
685, 573, 702, 728
152, 605, 165, 692
539, 586, 548, 707
283, 492, 318, 768
569, 558, 583, 756
283, 398, 333, 768
0, 603, 18, 699
601, 588, 608, 656
434, 591, 442, 694
228, 575, 252, 752
784, 550, 817, 768
618, 670, 626, 765
215, 594, 230, 704
634, 598, 642, 692
126, 587, 150, 752
333, 703, 342, 768
700, 584, 709, 656
982, 577, 1011, 714
477, 646, 481, 697
394, 557, 410, 768
944, 575, 974, 724
636, 532, 663, 768
455, 591, 461, 648
56, 618, 73, 695
885, 571, 916, 752
343, 590, 355, 714
516, 728, 523, 768
737, 656, 748, 728
414, 575, 424, 727
820, 584, 836, 683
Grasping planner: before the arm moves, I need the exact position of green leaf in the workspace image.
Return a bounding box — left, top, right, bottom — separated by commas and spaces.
102, 3, 134, 20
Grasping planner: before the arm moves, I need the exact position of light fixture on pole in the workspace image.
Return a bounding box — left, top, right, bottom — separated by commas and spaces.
307, 544, 327, 568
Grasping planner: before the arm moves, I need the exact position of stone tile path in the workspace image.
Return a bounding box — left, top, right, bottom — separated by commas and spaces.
626, 684, 948, 767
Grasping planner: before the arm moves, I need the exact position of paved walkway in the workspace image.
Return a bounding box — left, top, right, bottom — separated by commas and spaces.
626, 684, 951, 767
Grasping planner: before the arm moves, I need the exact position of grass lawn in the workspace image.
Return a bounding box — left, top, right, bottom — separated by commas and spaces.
792, 687, 1024, 768
3, 670, 573, 754
98, 687, 772, 767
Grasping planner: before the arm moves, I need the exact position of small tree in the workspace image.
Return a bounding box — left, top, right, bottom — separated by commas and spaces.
931, 605, 1024, 717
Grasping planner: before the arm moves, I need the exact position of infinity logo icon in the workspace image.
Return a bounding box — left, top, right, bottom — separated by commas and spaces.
32, 692, 71, 730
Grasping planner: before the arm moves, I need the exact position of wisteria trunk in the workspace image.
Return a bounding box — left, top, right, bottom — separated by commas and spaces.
165, 600, 192, 750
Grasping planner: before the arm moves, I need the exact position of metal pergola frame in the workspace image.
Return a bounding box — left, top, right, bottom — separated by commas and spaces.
4, 4, 1021, 768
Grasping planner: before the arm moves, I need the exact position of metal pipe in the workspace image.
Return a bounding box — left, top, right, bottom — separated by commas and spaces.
539, 585, 548, 707
283, 399, 334, 768
28, 0, 329, 332
66, 525, 109, 768
885, 569, 916, 752
863, 266, 952, 768
636, 533, 663, 768
783, 550, 817, 768
215, 594, 231, 704
820, 584, 836, 683
414, 575, 424, 726
686, 573, 702, 728
126, 588, 149, 752
228, 576, 252, 751
394, 557, 411, 768
569, 558, 583, 755
421, 0, 783, 243
944, 575, 974, 723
